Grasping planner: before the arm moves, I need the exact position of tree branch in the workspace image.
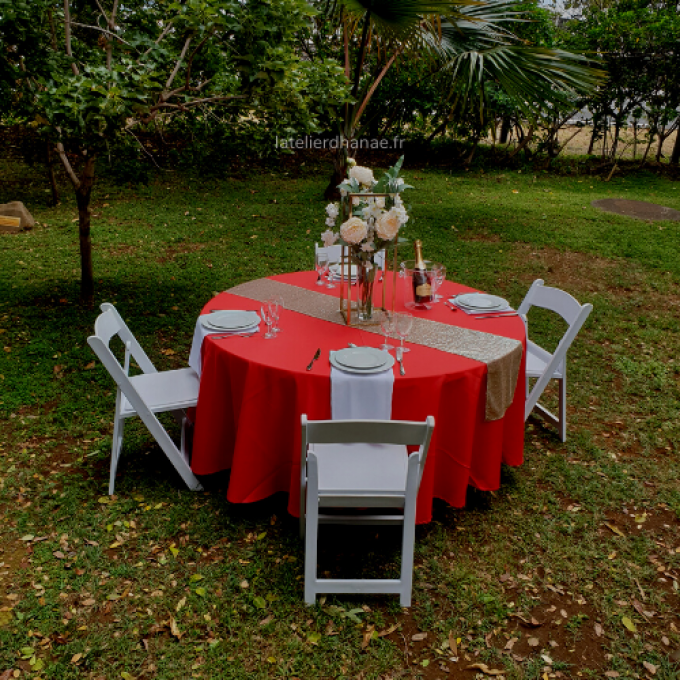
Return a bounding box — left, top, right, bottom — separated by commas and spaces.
56, 142, 81, 189
165, 35, 192, 92
185, 27, 216, 89
70, 22, 132, 47
141, 22, 174, 59
353, 51, 399, 128
125, 128, 163, 170
63, 0, 79, 76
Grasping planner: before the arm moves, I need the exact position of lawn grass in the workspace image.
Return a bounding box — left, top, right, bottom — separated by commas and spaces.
1, 156, 679, 680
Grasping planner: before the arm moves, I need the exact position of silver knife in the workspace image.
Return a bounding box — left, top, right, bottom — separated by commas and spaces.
397, 347, 405, 376
476, 313, 519, 320
306, 348, 321, 371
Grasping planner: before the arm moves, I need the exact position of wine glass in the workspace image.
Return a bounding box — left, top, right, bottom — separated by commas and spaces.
270, 295, 284, 334
394, 312, 414, 353
432, 263, 447, 303
378, 310, 395, 352
266, 297, 280, 335
315, 251, 329, 287
260, 305, 275, 339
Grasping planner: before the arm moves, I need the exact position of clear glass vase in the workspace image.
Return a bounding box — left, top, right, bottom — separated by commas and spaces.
354, 255, 376, 322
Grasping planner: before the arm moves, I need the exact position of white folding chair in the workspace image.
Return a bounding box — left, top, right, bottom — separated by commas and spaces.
517, 279, 593, 442
300, 415, 435, 607
87, 303, 203, 494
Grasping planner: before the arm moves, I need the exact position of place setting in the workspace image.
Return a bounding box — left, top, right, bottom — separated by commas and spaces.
446, 292, 519, 320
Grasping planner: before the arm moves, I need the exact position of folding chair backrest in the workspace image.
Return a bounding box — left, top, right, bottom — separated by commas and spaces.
88, 305, 160, 424
517, 280, 593, 419
315, 243, 386, 268
301, 416, 435, 488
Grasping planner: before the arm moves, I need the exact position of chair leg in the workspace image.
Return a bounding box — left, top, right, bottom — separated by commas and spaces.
558, 371, 567, 443
304, 459, 319, 605
109, 415, 125, 495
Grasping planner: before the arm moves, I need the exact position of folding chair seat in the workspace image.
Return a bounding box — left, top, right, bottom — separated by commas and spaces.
300, 416, 435, 607
87, 303, 203, 494
517, 279, 593, 442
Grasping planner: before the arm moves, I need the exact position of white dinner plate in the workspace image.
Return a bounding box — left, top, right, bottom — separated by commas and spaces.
200, 310, 260, 331
452, 293, 509, 311
330, 349, 395, 374
334, 347, 389, 370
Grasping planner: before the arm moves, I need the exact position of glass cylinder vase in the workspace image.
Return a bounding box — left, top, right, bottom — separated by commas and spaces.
354, 254, 377, 322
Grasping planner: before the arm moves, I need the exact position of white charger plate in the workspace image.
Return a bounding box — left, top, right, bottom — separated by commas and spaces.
334, 347, 389, 370
330, 349, 395, 374
200, 310, 260, 331
452, 293, 509, 310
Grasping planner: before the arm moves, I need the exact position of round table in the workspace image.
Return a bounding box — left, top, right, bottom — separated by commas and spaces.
190, 271, 526, 523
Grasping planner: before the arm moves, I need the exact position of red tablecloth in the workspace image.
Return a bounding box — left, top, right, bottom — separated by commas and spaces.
191, 272, 526, 523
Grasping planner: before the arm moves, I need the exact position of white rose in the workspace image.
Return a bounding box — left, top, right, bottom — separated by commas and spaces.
349, 165, 375, 186
340, 217, 368, 245
393, 194, 403, 207
375, 208, 401, 241
394, 206, 409, 225
326, 203, 339, 219
375, 197, 385, 209
321, 229, 338, 247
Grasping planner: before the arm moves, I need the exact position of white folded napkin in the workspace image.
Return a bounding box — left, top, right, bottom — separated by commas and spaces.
450, 298, 513, 315
330, 353, 394, 420
188, 316, 259, 377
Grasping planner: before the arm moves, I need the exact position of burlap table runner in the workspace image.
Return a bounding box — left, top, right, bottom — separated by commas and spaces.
228, 279, 523, 420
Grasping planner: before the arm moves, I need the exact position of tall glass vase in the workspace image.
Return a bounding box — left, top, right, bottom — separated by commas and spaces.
354, 253, 376, 322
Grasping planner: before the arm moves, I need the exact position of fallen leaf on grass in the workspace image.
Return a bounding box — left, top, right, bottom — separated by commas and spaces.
604, 672, 619, 678
528, 637, 540, 647
642, 661, 657, 675
307, 632, 321, 646
465, 662, 505, 675
82, 599, 96, 607
449, 631, 458, 657
604, 522, 625, 537
0, 611, 12, 627
169, 618, 183, 640
632, 600, 655, 619
594, 623, 603, 637
621, 616, 637, 633
510, 613, 542, 627
0, 670, 13, 680
362, 625, 376, 649
505, 637, 518, 650
175, 597, 186, 613
71, 653, 83, 664
412, 632, 427, 641
377, 623, 399, 637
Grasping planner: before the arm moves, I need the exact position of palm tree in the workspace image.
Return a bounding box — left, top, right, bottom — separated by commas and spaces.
318, 0, 605, 198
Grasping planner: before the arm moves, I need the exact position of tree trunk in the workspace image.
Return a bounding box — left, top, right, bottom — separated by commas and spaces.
671, 127, 680, 166
76, 155, 96, 307
324, 138, 349, 201
499, 117, 511, 144
46, 143, 60, 206
610, 117, 621, 160
587, 124, 598, 155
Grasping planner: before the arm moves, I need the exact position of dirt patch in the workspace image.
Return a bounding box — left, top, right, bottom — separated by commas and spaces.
509, 244, 680, 314
157, 243, 207, 264
592, 199, 680, 222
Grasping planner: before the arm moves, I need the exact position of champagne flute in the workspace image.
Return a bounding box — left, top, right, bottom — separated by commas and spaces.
394, 312, 414, 353
271, 295, 284, 334
266, 297, 280, 335
432, 263, 447, 303
260, 305, 275, 339
315, 251, 329, 286
378, 310, 395, 352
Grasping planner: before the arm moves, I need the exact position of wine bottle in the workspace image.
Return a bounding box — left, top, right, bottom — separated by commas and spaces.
412, 240, 432, 304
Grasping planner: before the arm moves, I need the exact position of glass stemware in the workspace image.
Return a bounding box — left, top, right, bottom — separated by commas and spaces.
260, 305, 275, 339
378, 310, 395, 352
315, 251, 329, 287
271, 295, 284, 334
394, 312, 414, 353
432, 264, 446, 302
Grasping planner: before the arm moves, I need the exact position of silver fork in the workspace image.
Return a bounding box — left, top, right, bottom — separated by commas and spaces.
396, 347, 405, 376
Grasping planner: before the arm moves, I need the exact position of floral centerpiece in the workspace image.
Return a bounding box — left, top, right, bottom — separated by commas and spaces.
321, 156, 412, 321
